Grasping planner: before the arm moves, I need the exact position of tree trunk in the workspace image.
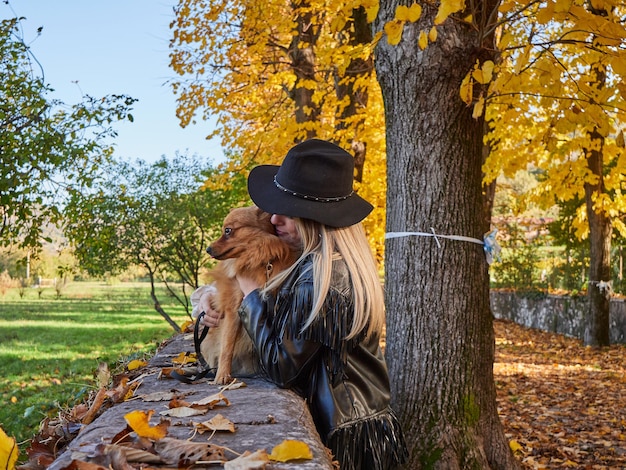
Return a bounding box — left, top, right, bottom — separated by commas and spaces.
334, 7, 373, 182
584, 128, 612, 346
582, 11, 612, 346
374, 2, 519, 468
289, 0, 320, 140
147, 268, 182, 333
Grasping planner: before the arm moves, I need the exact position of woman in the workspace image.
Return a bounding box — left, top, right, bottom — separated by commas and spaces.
204, 139, 407, 469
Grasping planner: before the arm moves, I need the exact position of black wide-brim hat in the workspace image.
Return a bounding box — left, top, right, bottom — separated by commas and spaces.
247, 139, 374, 228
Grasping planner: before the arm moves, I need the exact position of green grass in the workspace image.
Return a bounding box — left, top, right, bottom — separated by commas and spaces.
0, 281, 189, 450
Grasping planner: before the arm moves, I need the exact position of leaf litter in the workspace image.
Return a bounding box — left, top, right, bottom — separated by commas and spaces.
12, 319, 625, 469
495, 319, 626, 469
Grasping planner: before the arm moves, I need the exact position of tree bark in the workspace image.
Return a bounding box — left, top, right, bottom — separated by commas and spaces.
374, 2, 519, 468
583, 127, 612, 346
289, 0, 320, 140
334, 7, 373, 182
582, 8, 612, 346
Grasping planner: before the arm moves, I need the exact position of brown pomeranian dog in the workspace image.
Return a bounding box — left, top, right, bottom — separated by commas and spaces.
201, 206, 298, 384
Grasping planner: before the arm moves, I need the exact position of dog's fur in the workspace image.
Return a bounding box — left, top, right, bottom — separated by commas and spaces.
201, 206, 297, 384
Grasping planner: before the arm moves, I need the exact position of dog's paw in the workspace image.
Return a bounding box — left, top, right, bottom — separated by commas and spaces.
213, 373, 233, 385
213, 367, 233, 385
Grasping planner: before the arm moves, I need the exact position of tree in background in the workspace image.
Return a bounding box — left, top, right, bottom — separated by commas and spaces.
0, 18, 135, 252
64, 155, 247, 331
168, 0, 388, 258
484, 1, 626, 345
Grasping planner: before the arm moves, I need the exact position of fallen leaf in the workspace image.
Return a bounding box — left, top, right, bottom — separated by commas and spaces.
102, 444, 163, 464
95, 362, 110, 388
269, 439, 313, 462
106, 376, 139, 403
160, 406, 209, 418
154, 437, 226, 465
509, 439, 523, 453
0, 427, 18, 470
140, 391, 184, 402
193, 391, 230, 408
172, 352, 197, 365
124, 410, 169, 440
61, 460, 109, 469
224, 449, 270, 469
127, 359, 148, 371
195, 414, 236, 433
221, 380, 247, 391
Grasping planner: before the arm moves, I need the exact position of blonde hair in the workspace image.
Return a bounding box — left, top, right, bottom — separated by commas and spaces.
263, 218, 385, 339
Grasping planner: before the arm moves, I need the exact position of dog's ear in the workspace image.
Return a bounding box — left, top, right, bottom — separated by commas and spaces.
254, 208, 274, 231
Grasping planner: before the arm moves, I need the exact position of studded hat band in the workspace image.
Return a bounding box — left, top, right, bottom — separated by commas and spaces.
273, 176, 353, 202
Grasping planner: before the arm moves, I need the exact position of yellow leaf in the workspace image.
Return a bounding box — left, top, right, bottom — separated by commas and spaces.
0, 427, 18, 470
428, 26, 438, 42
172, 351, 197, 365
384, 19, 405, 46
481, 60, 494, 83
408, 3, 423, 22
460, 72, 473, 105
473, 95, 485, 119
418, 31, 428, 50
180, 320, 194, 331
372, 30, 384, 45
330, 13, 347, 32
509, 439, 523, 453
269, 439, 313, 462
435, 0, 465, 25
365, 5, 379, 23
127, 359, 148, 371
395, 5, 410, 20
554, 0, 572, 13
124, 409, 169, 440
616, 130, 625, 148
611, 56, 626, 78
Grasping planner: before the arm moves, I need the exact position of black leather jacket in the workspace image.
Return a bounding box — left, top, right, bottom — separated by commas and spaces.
238, 255, 407, 469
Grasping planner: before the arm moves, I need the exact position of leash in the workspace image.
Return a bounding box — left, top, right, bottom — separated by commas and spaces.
170, 311, 216, 384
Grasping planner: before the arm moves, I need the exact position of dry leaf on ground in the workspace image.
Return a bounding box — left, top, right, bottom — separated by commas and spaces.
224, 449, 270, 469
494, 319, 626, 469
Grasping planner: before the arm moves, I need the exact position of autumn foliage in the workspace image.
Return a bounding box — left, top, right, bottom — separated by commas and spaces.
169, 0, 388, 257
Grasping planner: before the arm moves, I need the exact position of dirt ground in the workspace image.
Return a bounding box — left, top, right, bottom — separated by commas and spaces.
494, 319, 626, 470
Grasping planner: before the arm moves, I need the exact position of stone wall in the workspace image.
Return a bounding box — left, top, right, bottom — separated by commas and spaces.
490, 291, 626, 344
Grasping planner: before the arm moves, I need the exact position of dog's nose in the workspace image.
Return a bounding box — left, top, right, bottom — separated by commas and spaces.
206, 246, 213, 255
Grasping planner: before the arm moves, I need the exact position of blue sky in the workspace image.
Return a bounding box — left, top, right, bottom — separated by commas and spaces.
2, 0, 224, 164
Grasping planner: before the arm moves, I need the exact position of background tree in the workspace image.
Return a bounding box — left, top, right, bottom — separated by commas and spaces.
0, 18, 135, 252
374, 0, 519, 467
484, 0, 626, 345
64, 155, 247, 330
169, 0, 388, 258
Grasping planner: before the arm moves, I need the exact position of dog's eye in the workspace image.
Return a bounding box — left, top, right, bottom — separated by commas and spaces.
224, 227, 232, 236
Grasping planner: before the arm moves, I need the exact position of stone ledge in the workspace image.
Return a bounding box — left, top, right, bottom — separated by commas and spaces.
49, 333, 335, 469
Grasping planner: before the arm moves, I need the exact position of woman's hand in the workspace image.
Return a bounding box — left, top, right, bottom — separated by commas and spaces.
237, 275, 262, 298
197, 291, 224, 327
